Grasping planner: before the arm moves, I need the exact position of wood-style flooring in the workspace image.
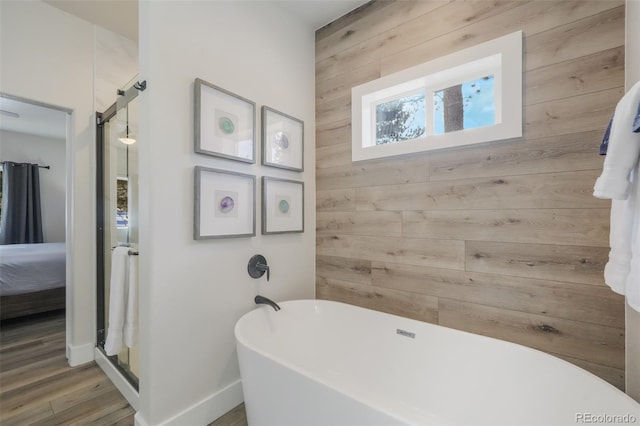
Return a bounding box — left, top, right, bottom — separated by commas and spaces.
0, 310, 247, 425
0, 310, 135, 425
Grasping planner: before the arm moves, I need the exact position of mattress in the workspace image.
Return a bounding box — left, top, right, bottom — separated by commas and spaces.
0, 242, 66, 296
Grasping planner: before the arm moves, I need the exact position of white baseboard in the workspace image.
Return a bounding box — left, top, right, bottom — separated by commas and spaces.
94, 348, 140, 411
67, 342, 94, 366
134, 412, 149, 426
160, 380, 243, 426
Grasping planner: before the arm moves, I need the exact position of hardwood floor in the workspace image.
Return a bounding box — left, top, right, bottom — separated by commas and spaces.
0, 310, 248, 426
211, 403, 248, 426
0, 310, 135, 425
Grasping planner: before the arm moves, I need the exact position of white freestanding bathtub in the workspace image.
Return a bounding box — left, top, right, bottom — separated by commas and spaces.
235, 300, 640, 425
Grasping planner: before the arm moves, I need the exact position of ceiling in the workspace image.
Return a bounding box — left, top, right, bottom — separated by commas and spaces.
4, 0, 367, 140
0, 97, 68, 140
43, 0, 139, 41
275, 1, 368, 30
43, 0, 368, 40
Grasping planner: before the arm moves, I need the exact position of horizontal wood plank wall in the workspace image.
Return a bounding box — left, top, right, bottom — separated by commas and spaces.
315, 0, 626, 389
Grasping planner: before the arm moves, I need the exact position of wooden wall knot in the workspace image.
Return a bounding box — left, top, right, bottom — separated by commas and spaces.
341, 29, 355, 40
535, 323, 560, 334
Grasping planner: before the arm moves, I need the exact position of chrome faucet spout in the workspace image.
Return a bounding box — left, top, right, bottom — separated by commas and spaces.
254, 295, 280, 311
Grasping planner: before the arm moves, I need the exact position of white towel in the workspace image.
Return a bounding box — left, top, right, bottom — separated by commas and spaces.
624, 163, 640, 312
594, 80, 640, 313
604, 195, 634, 295
105, 247, 129, 355
124, 253, 138, 348
104, 247, 139, 355
593, 81, 640, 200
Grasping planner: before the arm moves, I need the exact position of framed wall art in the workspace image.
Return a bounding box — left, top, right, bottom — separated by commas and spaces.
194, 166, 256, 239
262, 177, 304, 234
194, 78, 256, 163
261, 106, 304, 171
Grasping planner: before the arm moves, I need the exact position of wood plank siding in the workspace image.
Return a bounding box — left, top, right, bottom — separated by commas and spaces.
315, 0, 625, 389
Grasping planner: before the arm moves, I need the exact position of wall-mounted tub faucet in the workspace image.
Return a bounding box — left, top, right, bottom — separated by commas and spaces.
248, 254, 270, 281
255, 295, 280, 311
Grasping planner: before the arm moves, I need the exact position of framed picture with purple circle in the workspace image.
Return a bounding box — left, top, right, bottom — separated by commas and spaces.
194, 166, 255, 239
262, 176, 304, 234
261, 106, 304, 171
194, 78, 256, 163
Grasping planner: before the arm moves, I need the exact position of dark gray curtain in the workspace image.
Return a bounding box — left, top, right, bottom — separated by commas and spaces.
0, 162, 44, 245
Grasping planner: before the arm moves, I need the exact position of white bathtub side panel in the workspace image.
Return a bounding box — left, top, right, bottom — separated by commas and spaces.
237, 340, 404, 426
236, 300, 640, 425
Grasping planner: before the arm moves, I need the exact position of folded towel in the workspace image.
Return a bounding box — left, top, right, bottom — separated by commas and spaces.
601, 101, 640, 155
105, 247, 129, 356
593, 81, 640, 199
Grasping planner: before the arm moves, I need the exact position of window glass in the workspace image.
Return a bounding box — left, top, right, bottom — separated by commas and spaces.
434, 75, 495, 135
116, 177, 128, 228
375, 93, 426, 145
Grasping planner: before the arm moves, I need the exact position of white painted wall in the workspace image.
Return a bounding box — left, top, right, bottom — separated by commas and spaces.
0, 130, 67, 242
625, 0, 640, 403
95, 25, 138, 113
137, 1, 315, 424
0, 0, 96, 365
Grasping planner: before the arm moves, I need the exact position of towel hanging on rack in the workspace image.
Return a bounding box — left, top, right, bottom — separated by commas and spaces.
104, 246, 139, 355
593, 80, 640, 312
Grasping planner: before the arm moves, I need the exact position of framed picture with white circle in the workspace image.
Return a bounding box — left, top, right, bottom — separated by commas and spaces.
261, 106, 304, 171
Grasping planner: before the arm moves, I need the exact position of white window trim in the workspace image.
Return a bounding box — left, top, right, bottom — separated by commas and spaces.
352, 31, 522, 162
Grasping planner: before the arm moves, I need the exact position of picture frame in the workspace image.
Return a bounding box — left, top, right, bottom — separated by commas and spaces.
194, 78, 256, 163
194, 166, 256, 239
262, 177, 304, 234
261, 106, 304, 171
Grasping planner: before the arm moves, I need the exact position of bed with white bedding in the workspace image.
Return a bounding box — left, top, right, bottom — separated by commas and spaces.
0, 242, 66, 319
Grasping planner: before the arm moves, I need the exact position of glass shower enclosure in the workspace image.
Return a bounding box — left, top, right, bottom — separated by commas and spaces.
96, 78, 140, 389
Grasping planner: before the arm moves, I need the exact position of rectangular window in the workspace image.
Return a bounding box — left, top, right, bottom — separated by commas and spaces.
352, 31, 522, 162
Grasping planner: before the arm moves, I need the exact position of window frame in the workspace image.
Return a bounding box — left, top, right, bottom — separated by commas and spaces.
351, 31, 522, 162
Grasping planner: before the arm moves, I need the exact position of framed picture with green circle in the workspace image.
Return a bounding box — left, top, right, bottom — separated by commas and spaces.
262, 176, 304, 234
194, 78, 256, 163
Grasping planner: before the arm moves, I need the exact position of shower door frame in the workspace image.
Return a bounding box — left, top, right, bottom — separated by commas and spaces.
95, 87, 139, 391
